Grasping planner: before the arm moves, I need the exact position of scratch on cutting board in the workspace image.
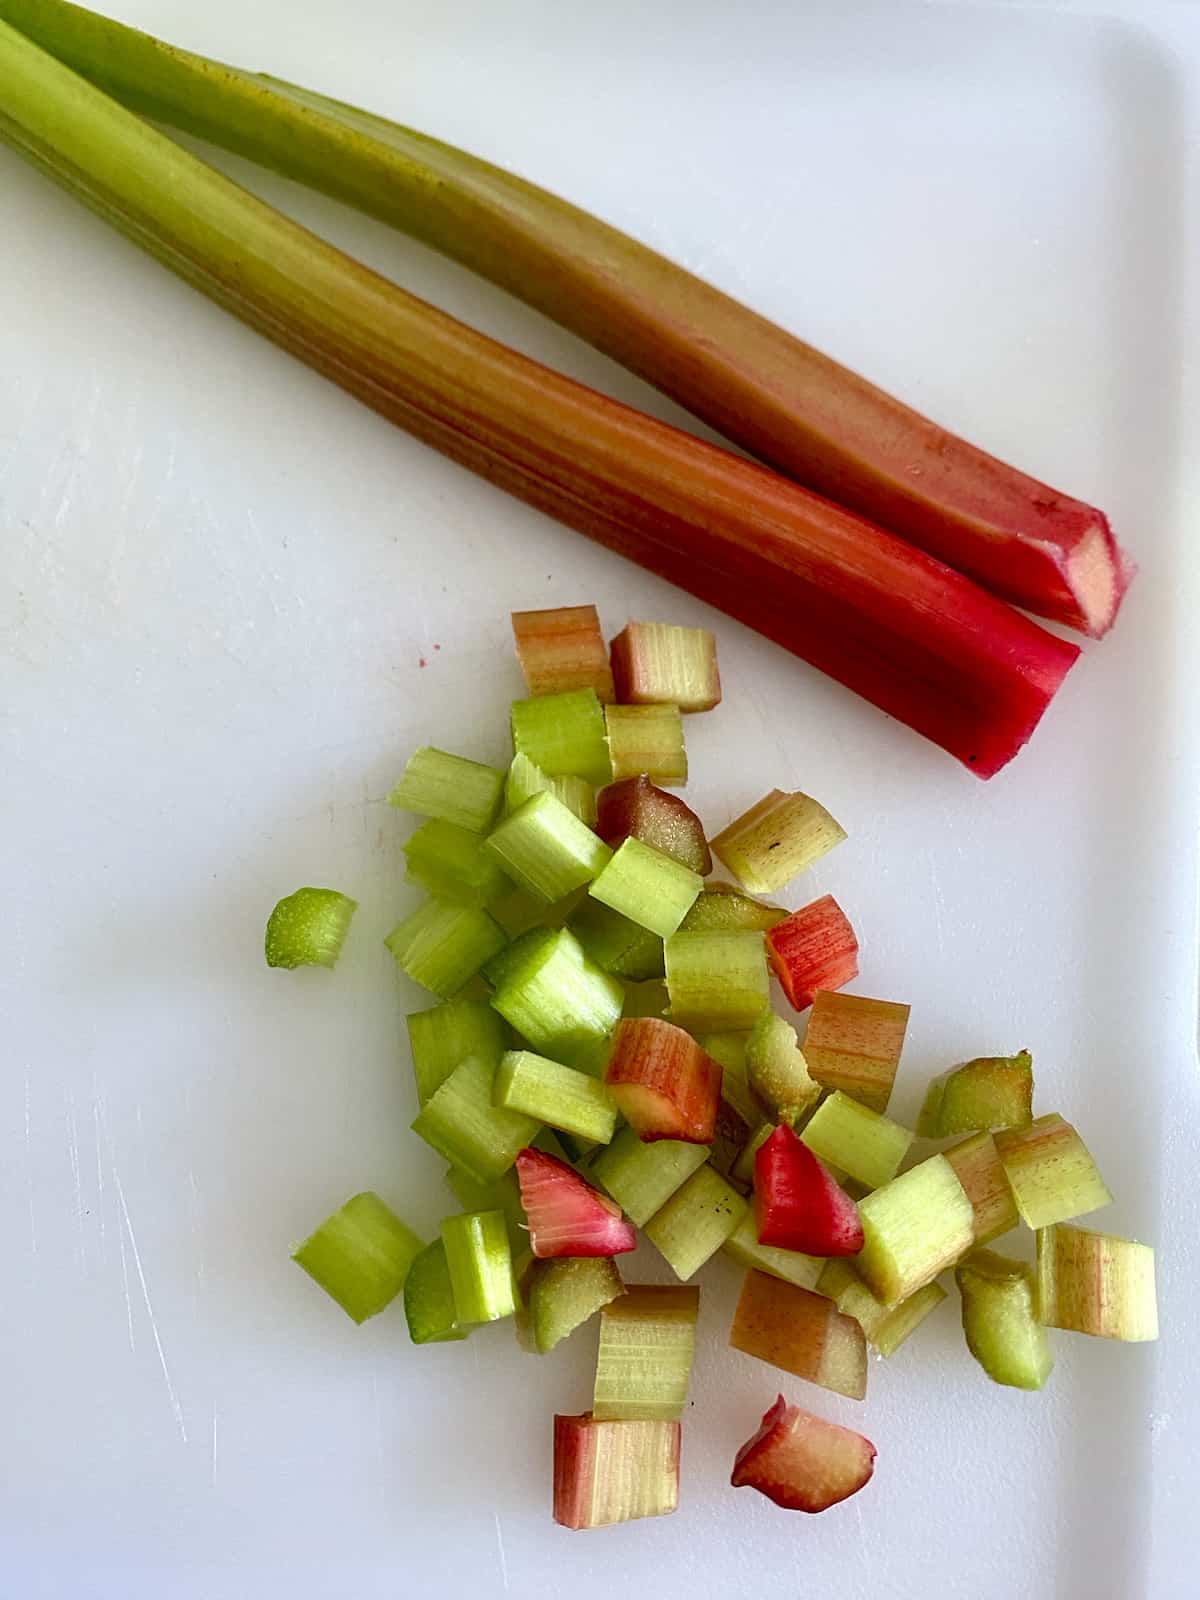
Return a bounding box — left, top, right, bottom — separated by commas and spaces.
112, 1162, 189, 1442
24, 1070, 37, 1257
92, 1088, 106, 1265
65, 1085, 84, 1264
492, 1512, 511, 1593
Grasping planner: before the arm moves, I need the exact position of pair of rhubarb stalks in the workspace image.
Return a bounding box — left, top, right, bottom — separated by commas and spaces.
0, 0, 1135, 776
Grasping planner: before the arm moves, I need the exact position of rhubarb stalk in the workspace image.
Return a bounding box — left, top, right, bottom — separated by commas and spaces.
5, 0, 1131, 636
0, 16, 1080, 778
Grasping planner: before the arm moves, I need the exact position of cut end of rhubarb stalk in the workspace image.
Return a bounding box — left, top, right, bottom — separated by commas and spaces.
766, 896, 859, 1013
1062, 513, 1136, 639
746, 1010, 820, 1125
553, 1413, 680, 1529
957, 1249, 1054, 1390
605, 1017, 722, 1144
512, 604, 615, 702
596, 775, 711, 875
918, 1050, 1034, 1138
514, 1148, 637, 1259
731, 1395, 876, 1513
755, 1125, 864, 1257
265, 887, 357, 970
527, 1255, 625, 1354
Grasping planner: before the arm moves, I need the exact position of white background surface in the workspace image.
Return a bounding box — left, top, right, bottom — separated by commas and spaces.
3, 2, 1199, 1596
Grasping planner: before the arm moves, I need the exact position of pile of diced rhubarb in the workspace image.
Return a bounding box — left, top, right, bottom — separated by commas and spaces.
268, 605, 1158, 1529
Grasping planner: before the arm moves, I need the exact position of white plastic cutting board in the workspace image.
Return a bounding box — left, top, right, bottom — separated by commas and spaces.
3, 1, 1199, 1596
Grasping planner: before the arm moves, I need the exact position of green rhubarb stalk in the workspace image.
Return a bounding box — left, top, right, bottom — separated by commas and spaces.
0, 15, 1080, 780
3, 0, 1131, 638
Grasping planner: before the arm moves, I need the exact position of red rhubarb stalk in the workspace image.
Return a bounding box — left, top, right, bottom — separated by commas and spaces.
0, 18, 1079, 778
755, 1125, 864, 1257
514, 1148, 637, 1259
9, 0, 1132, 635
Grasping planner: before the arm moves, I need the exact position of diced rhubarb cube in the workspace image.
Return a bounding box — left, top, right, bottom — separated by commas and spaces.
729, 1269, 867, 1400
553, 1413, 680, 1529
511, 605, 615, 701
766, 895, 859, 1012
731, 1395, 876, 1512
514, 1148, 637, 1259
610, 621, 721, 712
604, 1017, 722, 1144
596, 775, 711, 874
755, 1125, 863, 1257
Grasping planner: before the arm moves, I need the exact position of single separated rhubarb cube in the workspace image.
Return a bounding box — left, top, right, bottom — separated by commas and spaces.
609, 620, 720, 712
956, 1249, 1053, 1390
1036, 1224, 1157, 1342
731, 1395, 876, 1513
943, 1132, 1020, 1245
384, 897, 507, 998
511, 604, 615, 701
644, 1165, 747, 1279
710, 789, 845, 895
495, 1050, 619, 1145
511, 688, 612, 787
553, 1413, 680, 1529
387, 747, 505, 833
766, 895, 859, 1012
489, 927, 623, 1058
292, 1191, 423, 1325
918, 1050, 1034, 1137
604, 1017, 722, 1143
855, 1154, 974, 1304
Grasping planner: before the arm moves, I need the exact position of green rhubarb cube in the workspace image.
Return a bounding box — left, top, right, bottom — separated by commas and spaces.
387, 746, 504, 833
588, 837, 702, 939
511, 689, 612, 787
494, 1048, 619, 1144
485, 790, 611, 902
